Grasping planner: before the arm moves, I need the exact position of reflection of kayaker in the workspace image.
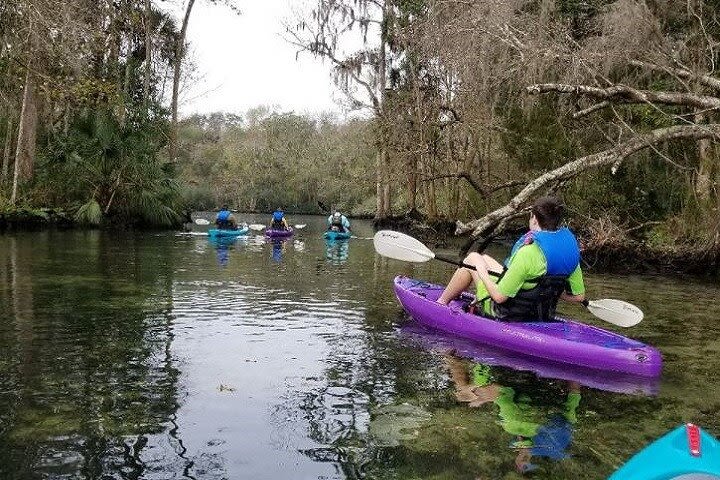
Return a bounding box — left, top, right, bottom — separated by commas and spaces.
325, 238, 349, 263
444, 353, 580, 474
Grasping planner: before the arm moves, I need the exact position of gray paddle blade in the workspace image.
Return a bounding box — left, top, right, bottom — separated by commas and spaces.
587, 299, 644, 327
194, 218, 210, 225
373, 230, 435, 263
248, 224, 266, 231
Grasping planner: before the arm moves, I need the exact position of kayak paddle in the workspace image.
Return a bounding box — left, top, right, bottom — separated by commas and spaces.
194, 218, 210, 225
250, 223, 304, 230
373, 230, 643, 328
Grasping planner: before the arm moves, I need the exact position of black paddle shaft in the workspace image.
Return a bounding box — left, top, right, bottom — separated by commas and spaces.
435, 254, 477, 271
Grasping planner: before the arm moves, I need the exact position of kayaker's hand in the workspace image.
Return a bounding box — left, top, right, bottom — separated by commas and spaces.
463, 252, 487, 272
465, 252, 508, 304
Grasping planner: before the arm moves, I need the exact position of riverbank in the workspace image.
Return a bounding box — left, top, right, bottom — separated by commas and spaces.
0, 207, 75, 230
3, 207, 718, 276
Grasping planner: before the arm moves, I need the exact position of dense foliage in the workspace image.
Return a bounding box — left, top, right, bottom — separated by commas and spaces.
177, 109, 377, 215
294, 0, 720, 253
0, 0, 182, 226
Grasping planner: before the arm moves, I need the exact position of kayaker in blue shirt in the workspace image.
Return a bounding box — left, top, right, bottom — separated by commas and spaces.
215, 205, 238, 230
438, 196, 586, 321
327, 212, 351, 233
269, 208, 290, 231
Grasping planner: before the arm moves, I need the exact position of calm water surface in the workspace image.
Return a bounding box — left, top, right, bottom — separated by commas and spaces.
1, 215, 719, 479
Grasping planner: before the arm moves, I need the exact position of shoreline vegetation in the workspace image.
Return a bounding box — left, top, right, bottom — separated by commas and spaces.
2, 207, 717, 276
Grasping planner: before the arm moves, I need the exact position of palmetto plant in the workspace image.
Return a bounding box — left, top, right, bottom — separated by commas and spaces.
46, 109, 180, 226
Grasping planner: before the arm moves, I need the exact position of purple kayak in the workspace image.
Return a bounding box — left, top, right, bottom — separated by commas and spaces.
265, 227, 294, 238
393, 276, 662, 377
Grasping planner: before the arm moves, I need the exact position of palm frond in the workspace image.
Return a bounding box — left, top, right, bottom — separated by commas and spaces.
74, 199, 103, 225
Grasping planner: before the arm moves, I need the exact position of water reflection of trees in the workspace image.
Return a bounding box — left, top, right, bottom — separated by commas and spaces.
0, 232, 189, 479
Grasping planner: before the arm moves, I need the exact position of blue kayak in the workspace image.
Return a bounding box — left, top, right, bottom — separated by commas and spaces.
323, 230, 351, 240
207, 227, 249, 238
610, 423, 720, 480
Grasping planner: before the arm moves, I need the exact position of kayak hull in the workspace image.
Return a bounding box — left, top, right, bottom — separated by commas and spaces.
207, 227, 249, 238
324, 230, 351, 240
610, 424, 720, 480
393, 276, 662, 377
265, 228, 294, 238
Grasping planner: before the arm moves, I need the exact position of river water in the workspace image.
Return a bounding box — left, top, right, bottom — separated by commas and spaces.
1, 214, 718, 479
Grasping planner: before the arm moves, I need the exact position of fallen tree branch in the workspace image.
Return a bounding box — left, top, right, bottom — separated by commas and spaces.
456, 123, 720, 238
629, 60, 720, 94
423, 173, 526, 198
526, 83, 720, 110
572, 101, 612, 118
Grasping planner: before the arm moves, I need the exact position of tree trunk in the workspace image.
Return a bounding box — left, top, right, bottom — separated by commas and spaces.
2, 117, 13, 182
374, 0, 389, 219
143, 0, 152, 112
169, 0, 196, 162
375, 147, 386, 218
407, 153, 417, 211
694, 112, 715, 204
11, 68, 38, 204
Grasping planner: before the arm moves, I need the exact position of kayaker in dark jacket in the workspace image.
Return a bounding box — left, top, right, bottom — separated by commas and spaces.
269, 208, 289, 231
215, 205, 238, 230
437, 196, 586, 321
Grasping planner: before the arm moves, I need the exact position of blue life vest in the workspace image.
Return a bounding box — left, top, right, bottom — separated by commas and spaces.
508, 227, 580, 275
217, 210, 231, 222
272, 210, 284, 221
494, 227, 581, 322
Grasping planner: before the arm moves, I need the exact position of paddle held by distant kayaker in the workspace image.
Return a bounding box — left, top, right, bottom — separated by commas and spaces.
327, 211, 351, 233
437, 195, 586, 321
269, 208, 290, 231
215, 205, 238, 230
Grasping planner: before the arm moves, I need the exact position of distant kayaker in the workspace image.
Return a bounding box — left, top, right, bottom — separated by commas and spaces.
269, 208, 290, 231
327, 211, 351, 233
437, 195, 586, 321
215, 205, 238, 230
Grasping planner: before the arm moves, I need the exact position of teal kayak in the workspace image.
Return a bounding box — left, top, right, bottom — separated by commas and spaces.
208, 227, 249, 238
324, 230, 351, 240
610, 423, 720, 480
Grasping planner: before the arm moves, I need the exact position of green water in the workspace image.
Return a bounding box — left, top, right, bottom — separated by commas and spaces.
0, 215, 718, 479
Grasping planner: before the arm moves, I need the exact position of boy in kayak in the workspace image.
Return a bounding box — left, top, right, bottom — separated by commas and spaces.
327, 211, 351, 233
215, 205, 238, 230
269, 208, 290, 231
438, 196, 586, 321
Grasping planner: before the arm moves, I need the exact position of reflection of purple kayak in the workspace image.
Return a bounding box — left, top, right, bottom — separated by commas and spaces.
265, 227, 293, 238
393, 276, 662, 377
398, 322, 659, 395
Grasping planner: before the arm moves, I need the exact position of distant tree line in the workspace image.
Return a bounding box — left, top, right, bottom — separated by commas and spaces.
177, 108, 378, 215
